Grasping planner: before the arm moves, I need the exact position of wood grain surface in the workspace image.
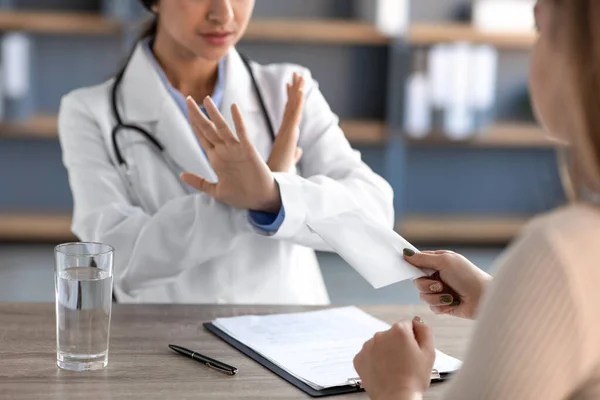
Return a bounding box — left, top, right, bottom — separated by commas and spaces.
0, 304, 473, 400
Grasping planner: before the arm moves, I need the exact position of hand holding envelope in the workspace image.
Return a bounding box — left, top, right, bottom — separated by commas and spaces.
307, 209, 432, 289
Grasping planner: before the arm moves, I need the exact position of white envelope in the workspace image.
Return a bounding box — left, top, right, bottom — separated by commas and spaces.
307, 209, 430, 289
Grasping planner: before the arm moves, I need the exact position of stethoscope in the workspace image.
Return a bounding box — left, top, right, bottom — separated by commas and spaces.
110, 49, 277, 202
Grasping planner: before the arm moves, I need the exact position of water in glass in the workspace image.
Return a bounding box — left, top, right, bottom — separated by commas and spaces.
55, 266, 113, 371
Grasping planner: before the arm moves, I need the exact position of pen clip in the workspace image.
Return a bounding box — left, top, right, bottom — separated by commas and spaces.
206, 361, 237, 376
431, 369, 441, 380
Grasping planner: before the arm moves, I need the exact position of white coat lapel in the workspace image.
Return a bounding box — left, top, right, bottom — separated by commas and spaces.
154, 97, 217, 181
119, 43, 216, 182
220, 49, 274, 160
119, 44, 275, 182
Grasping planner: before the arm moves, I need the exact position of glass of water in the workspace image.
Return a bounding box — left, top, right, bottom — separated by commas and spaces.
54, 243, 114, 371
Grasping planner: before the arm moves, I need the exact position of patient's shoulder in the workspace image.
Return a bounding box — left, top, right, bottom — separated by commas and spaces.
505, 204, 600, 281
523, 204, 600, 240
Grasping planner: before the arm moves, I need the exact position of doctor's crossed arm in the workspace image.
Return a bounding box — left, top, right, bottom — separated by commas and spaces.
183, 72, 306, 231
181, 68, 395, 250
181, 96, 283, 213
181, 72, 306, 199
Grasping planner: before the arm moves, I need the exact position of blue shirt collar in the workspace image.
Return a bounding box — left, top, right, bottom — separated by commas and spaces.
142, 36, 226, 119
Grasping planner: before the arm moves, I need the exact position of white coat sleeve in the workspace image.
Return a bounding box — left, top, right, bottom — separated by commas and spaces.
58, 93, 251, 297
269, 72, 395, 250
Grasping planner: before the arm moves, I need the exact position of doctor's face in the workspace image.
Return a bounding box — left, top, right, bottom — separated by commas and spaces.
153, 0, 255, 61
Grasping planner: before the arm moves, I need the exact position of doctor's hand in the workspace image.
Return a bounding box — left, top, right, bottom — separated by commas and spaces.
404, 250, 492, 320
267, 72, 305, 173
181, 96, 281, 213
353, 318, 435, 400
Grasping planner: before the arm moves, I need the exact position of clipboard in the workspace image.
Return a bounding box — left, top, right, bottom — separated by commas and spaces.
204, 322, 452, 398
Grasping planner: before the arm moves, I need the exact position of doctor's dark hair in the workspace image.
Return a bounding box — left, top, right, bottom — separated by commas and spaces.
549, 0, 600, 199
139, 0, 158, 39
112, 0, 157, 78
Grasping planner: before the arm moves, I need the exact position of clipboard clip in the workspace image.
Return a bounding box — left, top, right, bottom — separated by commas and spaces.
347, 378, 361, 388
347, 369, 442, 388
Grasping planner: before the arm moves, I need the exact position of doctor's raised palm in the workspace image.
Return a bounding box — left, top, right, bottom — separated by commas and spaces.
181, 74, 305, 212
181, 96, 281, 212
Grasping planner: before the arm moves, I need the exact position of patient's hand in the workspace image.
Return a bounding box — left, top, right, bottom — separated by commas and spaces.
266, 72, 305, 173
405, 250, 492, 320
354, 318, 435, 400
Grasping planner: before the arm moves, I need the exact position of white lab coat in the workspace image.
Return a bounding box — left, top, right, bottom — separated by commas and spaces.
58, 42, 394, 305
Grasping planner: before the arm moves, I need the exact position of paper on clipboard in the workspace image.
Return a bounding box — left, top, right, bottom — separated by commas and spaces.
307, 209, 430, 289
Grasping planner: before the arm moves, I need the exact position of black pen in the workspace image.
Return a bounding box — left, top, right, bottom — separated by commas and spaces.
168, 344, 238, 375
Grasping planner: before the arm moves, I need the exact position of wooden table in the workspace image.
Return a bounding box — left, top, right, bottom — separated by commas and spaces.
0, 304, 473, 399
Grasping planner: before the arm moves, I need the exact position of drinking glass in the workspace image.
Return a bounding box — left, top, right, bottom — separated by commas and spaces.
54, 243, 114, 371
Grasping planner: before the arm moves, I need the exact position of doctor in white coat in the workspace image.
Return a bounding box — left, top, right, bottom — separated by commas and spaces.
58, 0, 394, 305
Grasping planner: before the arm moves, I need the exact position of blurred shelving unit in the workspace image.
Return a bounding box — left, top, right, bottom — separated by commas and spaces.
244, 19, 390, 45
0, 8, 388, 242
407, 23, 536, 49
0, 11, 391, 45
0, 212, 75, 242
389, 14, 554, 245
0, 3, 550, 245
0, 114, 386, 144
398, 214, 529, 245
405, 123, 553, 148
0, 116, 552, 149
340, 120, 387, 145
0, 114, 58, 138
0, 10, 122, 35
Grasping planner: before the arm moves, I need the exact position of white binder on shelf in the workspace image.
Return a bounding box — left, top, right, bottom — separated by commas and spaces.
2, 32, 33, 121
473, 0, 536, 33
0, 62, 5, 122
404, 50, 432, 139
469, 45, 499, 130
444, 42, 475, 140
355, 0, 409, 37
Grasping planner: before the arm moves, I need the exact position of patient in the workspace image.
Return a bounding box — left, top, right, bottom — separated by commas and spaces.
353, 0, 600, 399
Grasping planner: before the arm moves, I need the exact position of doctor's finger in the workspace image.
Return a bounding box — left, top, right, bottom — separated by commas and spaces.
292, 72, 304, 88
203, 97, 239, 144
287, 76, 305, 104
295, 74, 306, 91
180, 172, 217, 197
191, 98, 223, 145
281, 88, 305, 134
294, 147, 303, 164
186, 97, 220, 147
186, 113, 214, 152
231, 104, 251, 144
289, 73, 305, 93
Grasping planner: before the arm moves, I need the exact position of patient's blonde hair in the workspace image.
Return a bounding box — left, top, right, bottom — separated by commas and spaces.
551, 0, 600, 201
